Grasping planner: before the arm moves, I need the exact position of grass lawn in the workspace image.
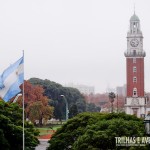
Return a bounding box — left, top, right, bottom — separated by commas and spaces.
36, 124, 62, 136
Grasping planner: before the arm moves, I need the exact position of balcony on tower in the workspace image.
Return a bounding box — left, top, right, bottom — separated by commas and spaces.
124, 50, 146, 57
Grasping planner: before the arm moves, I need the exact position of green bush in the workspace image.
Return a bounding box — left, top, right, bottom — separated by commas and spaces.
0, 101, 39, 150
47, 112, 148, 150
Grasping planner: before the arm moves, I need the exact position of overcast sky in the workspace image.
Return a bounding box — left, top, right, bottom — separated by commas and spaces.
0, 0, 150, 93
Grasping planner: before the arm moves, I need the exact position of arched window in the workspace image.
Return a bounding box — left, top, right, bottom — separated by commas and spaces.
133, 66, 137, 73
133, 22, 136, 28
133, 88, 137, 96
133, 77, 137, 83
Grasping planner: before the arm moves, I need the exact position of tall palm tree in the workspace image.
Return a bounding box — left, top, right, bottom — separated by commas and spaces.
108, 92, 116, 113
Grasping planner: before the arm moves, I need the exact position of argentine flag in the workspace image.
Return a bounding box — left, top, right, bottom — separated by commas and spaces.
0, 57, 24, 101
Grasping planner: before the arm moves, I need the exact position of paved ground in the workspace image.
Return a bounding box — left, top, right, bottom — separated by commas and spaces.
35, 139, 49, 150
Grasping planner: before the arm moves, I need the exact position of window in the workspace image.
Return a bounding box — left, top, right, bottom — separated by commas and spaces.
133, 77, 137, 83
133, 58, 136, 63
133, 66, 137, 73
133, 88, 137, 96
133, 50, 136, 56
133, 90, 137, 96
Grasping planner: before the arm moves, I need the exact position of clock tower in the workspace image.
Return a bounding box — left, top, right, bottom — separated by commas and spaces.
124, 12, 147, 117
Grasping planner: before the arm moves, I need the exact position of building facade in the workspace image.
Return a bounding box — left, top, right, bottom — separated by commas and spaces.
65, 83, 95, 95
116, 84, 126, 97
124, 12, 147, 117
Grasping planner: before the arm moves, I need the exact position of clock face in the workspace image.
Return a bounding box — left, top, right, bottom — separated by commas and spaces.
130, 39, 139, 47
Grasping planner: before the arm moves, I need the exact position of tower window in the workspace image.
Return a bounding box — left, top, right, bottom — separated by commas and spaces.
133, 66, 137, 73
133, 88, 137, 96
133, 77, 137, 83
133, 50, 136, 56
133, 91, 137, 96
133, 58, 136, 63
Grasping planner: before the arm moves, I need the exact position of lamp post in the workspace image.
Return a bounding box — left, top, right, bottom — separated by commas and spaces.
60, 95, 69, 121
144, 114, 150, 135
117, 94, 118, 113
108, 92, 116, 113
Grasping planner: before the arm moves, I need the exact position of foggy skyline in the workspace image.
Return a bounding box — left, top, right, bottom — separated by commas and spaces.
0, 0, 150, 93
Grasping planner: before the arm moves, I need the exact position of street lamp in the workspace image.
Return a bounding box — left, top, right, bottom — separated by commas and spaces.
60, 95, 69, 121
144, 114, 150, 135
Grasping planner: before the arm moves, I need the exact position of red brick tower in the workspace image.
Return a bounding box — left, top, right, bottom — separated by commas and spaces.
124, 13, 146, 117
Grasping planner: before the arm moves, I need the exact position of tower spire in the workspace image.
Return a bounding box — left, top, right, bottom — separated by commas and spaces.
134, 3, 135, 14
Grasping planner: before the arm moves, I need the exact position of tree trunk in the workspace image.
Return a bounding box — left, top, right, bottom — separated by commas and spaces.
39, 114, 43, 127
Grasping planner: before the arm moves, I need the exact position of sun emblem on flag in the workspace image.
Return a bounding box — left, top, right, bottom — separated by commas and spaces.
16, 71, 18, 75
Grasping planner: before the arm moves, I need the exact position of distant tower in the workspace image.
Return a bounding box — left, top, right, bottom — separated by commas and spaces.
124, 12, 147, 117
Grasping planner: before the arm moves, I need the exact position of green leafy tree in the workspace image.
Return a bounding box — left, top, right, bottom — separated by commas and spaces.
86, 103, 101, 112
69, 104, 78, 118
29, 78, 87, 120
0, 100, 39, 150
47, 112, 148, 150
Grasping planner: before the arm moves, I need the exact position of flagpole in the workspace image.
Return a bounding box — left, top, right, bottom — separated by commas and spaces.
23, 50, 25, 150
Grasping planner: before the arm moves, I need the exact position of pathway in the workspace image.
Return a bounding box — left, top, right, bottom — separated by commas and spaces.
35, 139, 49, 150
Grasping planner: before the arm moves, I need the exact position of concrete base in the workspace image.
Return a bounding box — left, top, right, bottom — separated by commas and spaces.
125, 97, 146, 118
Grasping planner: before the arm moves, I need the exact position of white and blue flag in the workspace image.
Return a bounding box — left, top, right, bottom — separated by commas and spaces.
0, 57, 24, 101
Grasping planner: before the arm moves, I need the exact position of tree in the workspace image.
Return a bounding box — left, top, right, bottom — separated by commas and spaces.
86, 103, 101, 112
109, 92, 116, 113
47, 112, 148, 150
22, 81, 54, 126
27, 101, 54, 125
69, 104, 78, 118
0, 100, 39, 150
108, 92, 116, 102
29, 78, 87, 119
